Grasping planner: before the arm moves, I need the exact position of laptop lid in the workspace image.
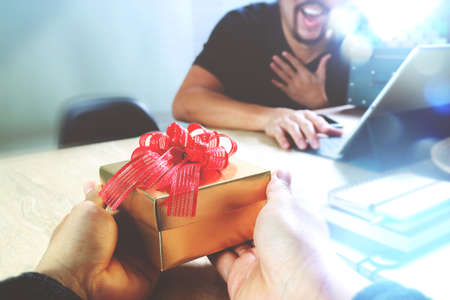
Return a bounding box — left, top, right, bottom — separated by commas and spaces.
347, 47, 411, 107
337, 45, 450, 161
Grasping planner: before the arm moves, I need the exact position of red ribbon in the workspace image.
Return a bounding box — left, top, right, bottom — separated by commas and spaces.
99, 122, 237, 217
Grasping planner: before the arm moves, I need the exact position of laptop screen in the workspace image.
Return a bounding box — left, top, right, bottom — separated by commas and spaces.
339, 46, 450, 166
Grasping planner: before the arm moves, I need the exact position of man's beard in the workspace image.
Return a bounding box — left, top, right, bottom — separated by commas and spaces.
292, 1, 329, 46
292, 25, 328, 45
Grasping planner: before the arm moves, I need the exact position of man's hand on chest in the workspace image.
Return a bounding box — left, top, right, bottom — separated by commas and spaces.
270, 51, 331, 109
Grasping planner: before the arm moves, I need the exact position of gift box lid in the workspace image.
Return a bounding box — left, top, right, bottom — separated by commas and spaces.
100, 157, 270, 231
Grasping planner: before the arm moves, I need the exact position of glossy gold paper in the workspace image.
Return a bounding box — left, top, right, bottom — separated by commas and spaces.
100, 158, 270, 271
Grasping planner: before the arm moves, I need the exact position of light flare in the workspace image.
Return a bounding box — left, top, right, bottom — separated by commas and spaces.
351, 0, 442, 41
341, 34, 374, 65
329, 5, 361, 36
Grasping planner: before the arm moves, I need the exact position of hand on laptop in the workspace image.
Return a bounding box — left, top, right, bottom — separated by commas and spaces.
209, 170, 369, 300
264, 108, 342, 150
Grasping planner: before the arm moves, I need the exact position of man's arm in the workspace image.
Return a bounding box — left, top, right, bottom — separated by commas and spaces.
173, 65, 277, 131
173, 65, 342, 150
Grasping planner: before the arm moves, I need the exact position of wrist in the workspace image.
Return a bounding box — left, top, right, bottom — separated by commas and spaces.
279, 251, 370, 300
255, 107, 291, 131
317, 257, 371, 300
315, 93, 329, 109
305, 92, 329, 109
35, 266, 88, 300
292, 88, 328, 109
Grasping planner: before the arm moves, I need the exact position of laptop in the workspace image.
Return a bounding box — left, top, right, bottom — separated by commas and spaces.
312, 45, 450, 167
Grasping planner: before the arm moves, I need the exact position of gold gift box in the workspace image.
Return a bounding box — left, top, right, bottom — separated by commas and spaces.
100, 158, 270, 271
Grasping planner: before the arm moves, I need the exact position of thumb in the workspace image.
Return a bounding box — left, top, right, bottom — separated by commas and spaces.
316, 54, 332, 82
84, 182, 104, 208
84, 181, 98, 196
266, 170, 292, 204
274, 169, 291, 186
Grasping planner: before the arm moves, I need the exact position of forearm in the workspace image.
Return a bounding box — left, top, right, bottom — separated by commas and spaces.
173, 87, 283, 131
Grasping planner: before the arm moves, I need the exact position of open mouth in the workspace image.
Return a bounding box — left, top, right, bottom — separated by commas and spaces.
297, 1, 330, 27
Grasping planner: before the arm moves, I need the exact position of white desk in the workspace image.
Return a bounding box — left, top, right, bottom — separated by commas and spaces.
0, 107, 448, 299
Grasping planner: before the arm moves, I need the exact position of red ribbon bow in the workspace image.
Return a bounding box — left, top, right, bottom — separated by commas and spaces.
99, 122, 237, 217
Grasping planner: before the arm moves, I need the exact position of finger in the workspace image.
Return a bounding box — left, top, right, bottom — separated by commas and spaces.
270, 125, 291, 150
83, 181, 97, 196
85, 185, 105, 208
299, 120, 319, 150
316, 54, 332, 83
323, 126, 343, 137
281, 51, 307, 73
275, 169, 291, 187
272, 55, 296, 78
266, 171, 293, 204
208, 250, 237, 282
293, 113, 319, 149
304, 110, 330, 132
232, 242, 252, 256
271, 79, 289, 94
304, 111, 343, 137
279, 118, 307, 150
270, 61, 291, 83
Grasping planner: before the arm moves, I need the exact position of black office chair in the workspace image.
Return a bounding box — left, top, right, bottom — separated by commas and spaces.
58, 96, 159, 148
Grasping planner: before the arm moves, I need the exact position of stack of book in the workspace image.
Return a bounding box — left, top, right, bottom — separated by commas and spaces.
326, 173, 450, 255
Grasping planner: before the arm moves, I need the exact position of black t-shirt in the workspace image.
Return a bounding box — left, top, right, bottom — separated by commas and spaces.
194, 2, 349, 110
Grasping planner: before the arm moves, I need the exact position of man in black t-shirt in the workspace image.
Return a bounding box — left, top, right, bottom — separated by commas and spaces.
173, 0, 349, 150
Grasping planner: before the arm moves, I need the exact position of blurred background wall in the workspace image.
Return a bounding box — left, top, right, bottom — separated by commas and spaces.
0, 0, 256, 156
1, 0, 447, 157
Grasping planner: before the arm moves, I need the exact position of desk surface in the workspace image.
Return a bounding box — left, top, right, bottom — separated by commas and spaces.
0, 107, 448, 299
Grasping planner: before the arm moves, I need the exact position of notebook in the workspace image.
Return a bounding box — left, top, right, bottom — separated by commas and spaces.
326, 172, 450, 254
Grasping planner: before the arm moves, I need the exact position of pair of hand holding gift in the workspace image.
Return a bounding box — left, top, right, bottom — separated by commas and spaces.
35, 170, 369, 300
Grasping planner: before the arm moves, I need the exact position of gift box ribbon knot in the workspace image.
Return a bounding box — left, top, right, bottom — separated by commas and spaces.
99, 122, 237, 217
